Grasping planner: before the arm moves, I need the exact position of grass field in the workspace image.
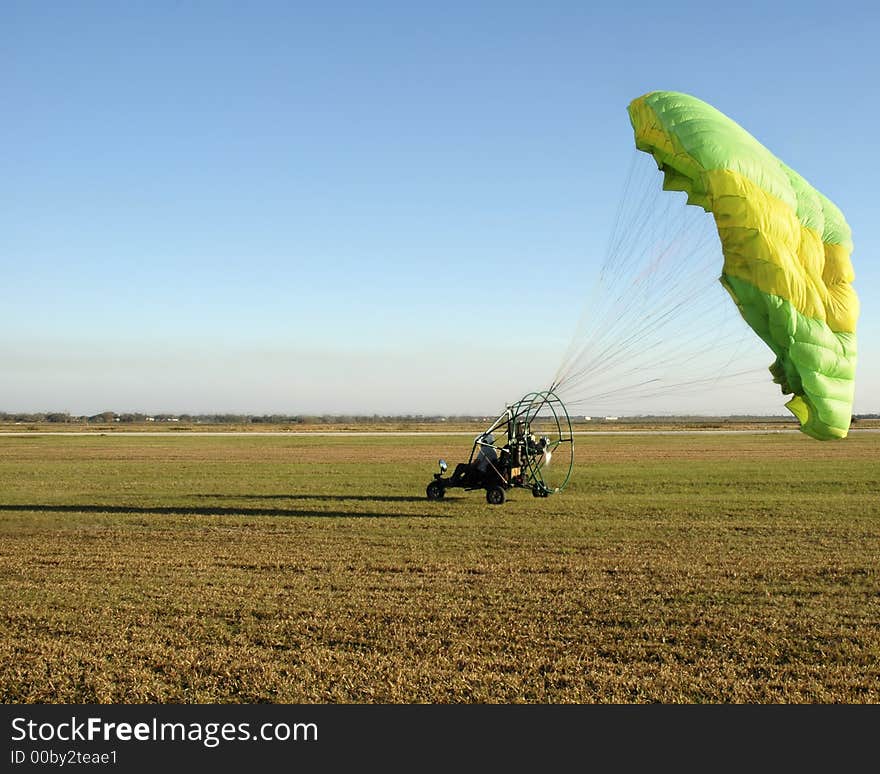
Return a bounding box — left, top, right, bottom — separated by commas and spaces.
1, 431, 878, 703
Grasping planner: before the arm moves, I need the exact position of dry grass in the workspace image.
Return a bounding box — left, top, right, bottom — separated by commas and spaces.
0, 432, 878, 703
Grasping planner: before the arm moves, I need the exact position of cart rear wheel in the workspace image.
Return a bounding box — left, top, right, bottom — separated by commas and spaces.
426, 481, 445, 500
485, 485, 506, 505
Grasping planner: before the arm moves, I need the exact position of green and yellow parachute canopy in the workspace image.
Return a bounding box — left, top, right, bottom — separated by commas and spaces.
628, 91, 859, 440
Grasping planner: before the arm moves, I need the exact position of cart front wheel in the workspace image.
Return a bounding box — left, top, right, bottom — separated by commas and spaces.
426, 481, 445, 501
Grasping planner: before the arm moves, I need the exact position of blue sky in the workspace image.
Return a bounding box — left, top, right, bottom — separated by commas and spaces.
2, 1, 877, 416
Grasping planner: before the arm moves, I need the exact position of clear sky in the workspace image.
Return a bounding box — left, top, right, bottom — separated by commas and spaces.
3, 1, 877, 416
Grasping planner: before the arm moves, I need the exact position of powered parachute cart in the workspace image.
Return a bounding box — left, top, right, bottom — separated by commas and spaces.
425, 390, 574, 505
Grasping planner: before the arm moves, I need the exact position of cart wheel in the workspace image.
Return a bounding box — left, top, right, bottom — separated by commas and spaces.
426, 481, 445, 500
485, 486, 506, 505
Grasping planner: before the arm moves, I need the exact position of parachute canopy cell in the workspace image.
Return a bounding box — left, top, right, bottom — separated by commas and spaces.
628, 91, 859, 439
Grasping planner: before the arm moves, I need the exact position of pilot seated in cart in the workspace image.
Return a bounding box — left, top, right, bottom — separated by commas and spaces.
448, 434, 503, 487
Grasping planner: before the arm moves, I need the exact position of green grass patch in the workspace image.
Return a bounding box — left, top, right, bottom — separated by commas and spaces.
1, 432, 878, 703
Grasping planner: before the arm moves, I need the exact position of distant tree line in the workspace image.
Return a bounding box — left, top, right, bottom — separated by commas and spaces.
2, 411, 877, 425
0, 411, 483, 425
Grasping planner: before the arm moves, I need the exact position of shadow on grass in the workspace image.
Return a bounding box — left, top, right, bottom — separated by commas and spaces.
193, 493, 426, 503
0, 502, 450, 519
